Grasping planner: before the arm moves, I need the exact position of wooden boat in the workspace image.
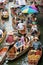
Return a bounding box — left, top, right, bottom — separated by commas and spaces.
6, 37, 31, 61
28, 49, 42, 65
0, 30, 6, 44
0, 46, 9, 65
2, 10, 9, 19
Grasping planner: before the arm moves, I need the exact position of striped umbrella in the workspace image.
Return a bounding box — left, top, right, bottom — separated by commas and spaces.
21, 5, 38, 14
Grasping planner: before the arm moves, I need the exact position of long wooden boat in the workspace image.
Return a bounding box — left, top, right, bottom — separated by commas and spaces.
0, 30, 6, 44
0, 46, 9, 65
28, 49, 42, 65
6, 37, 31, 61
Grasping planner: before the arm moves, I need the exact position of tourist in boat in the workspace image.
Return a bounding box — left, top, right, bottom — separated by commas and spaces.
17, 22, 24, 30
30, 22, 38, 36
14, 35, 30, 53
17, 21, 26, 36
14, 40, 22, 52
20, 36, 30, 50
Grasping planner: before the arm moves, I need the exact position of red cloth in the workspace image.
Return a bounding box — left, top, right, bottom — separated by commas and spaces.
6, 35, 14, 43
35, 50, 41, 55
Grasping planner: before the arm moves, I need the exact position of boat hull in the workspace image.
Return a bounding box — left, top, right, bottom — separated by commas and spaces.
28, 49, 42, 65
0, 46, 9, 65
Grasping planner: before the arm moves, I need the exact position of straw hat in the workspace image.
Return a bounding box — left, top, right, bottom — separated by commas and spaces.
7, 31, 14, 35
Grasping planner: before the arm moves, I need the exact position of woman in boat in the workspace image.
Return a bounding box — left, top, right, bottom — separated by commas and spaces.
14, 40, 22, 52
17, 21, 26, 36
21, 36, 31, 50
32, 37, 42, 50
6, 34, 14, 43
14, 36, 29, 52
30, 22, 38, 36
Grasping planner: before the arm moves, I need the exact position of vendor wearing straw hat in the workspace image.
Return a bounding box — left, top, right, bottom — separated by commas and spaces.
32, 36, 42, 50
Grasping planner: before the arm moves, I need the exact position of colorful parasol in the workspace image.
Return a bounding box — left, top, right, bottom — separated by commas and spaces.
21, 5, 38, 14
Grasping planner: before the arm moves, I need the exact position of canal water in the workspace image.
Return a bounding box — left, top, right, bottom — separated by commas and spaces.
2, 2, 43, 65
3, 14, 43, 65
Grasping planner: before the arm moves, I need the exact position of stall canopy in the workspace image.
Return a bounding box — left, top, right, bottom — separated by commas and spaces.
21, 5, 38, 14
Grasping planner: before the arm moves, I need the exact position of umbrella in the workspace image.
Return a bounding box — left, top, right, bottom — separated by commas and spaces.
21, 5, 38, 14
30, 3, 37, 10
